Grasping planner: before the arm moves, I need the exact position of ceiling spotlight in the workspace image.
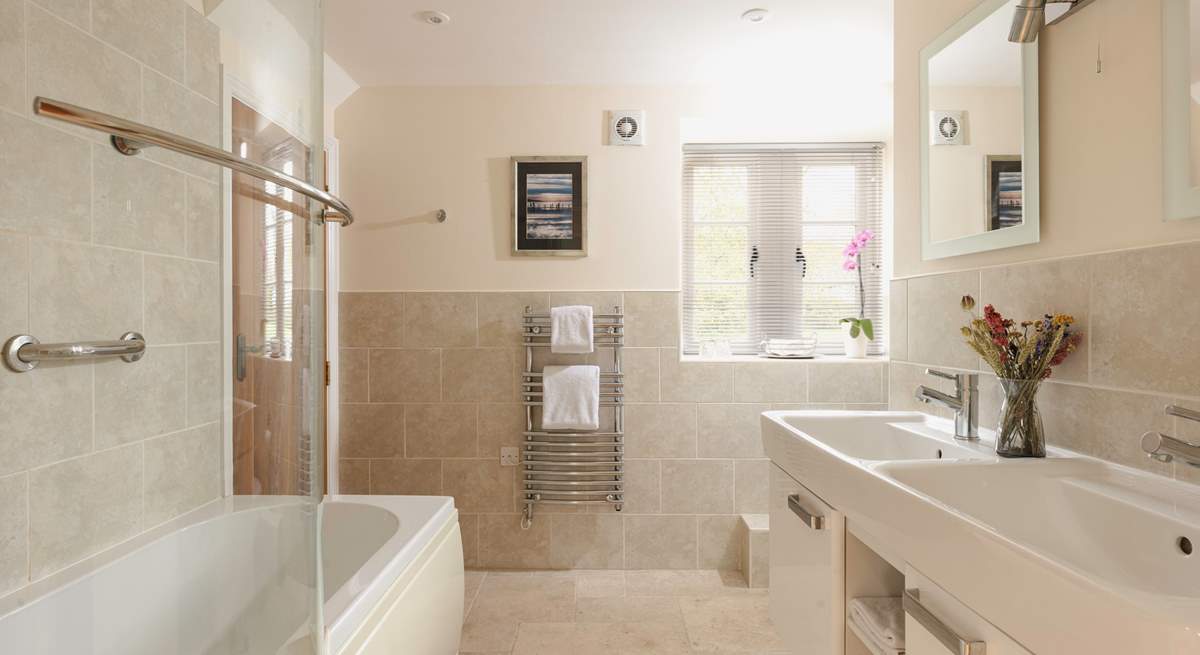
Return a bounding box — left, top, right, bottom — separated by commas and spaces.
416, 10, 450, 26
741, 8, 770, 24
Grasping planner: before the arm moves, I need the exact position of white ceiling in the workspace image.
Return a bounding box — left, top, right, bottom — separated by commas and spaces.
324, 0, 893, 87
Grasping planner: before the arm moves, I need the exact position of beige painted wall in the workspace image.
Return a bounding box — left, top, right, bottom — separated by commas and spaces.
895, 0, 1200, 277
334, 84, 891, 291
928, 85, 1023, 242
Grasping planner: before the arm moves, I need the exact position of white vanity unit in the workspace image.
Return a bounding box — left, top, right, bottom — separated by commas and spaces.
762, 411, 1200, 655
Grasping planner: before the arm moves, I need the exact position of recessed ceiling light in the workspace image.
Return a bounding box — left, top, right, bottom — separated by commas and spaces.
416, 10, 450, 26
741, 8, 770, 24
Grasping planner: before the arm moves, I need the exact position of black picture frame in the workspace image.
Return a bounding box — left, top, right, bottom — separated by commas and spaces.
512, 156, 587, 256
986, 155, 1023, 231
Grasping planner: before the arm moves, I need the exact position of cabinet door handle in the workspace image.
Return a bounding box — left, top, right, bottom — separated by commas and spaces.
903, 588, 987, 655
787, 494, 826, 530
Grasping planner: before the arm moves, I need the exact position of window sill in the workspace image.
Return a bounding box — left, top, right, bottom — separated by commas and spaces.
679, 353, 890, 364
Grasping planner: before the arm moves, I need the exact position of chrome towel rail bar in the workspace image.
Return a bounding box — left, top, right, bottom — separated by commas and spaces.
3, 332, 146, 373
33, 97, 354, 226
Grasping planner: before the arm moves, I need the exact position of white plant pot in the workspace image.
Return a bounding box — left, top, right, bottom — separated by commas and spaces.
842, 322, 869, 359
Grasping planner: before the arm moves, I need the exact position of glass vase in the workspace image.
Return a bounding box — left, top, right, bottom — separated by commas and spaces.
996, 378, 1046, 458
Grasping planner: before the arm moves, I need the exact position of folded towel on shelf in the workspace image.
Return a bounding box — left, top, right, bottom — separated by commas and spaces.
541, 365, 600, 431
550, 305, 594, 353
847, 597, 905, 655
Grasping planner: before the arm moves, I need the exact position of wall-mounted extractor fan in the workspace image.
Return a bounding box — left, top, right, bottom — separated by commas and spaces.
608, 110, 645, 146
930, 110, 966, 146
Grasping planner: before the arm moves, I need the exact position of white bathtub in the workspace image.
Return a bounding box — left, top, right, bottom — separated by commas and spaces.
0, 494, 464, 655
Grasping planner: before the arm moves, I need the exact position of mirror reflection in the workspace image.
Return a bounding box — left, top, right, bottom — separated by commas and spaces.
927, 0, 1026, 243
1190, 0, 1200, 186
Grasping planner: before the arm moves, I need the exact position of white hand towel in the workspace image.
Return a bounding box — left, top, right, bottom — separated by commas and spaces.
550, 305, 594, 354
847, 597, 905, 654
541, 365, 600, 431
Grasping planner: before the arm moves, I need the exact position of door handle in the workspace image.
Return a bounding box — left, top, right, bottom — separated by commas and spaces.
787, 494, 826, 530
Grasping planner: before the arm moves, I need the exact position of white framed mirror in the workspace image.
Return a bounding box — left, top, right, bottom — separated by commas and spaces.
1163, 0, 1200, 220
920, 0, 1040, 260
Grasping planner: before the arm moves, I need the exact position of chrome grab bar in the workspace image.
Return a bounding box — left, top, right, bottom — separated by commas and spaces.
33, 97, 354, 226
787, 493, 826, 530
903, 588, 987, 655
3, 332, 145, 373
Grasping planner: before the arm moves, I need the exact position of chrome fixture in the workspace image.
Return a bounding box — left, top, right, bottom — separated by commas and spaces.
787, 494, 826, 531
903, 589, 987, 654
32, 97, 354, 226
915, 369, 979, 441
1141, 405, 1200, 468
3, 332, 145, 373
1009, 0, 1096, 43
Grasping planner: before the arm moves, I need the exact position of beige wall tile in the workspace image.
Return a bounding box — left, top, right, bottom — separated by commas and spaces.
624, 292, 679, 347
30, 239, 142, 343
29, 0, 88, 30
479, 292, 549, 346
404, 293, 478, 348
94, 0, 186, 81
662, 460, 733, 514
29, 444, 142, 579
0, 113, 90, 240
478, 403, 525, 457
184, 7, 219, 101
732, 362, 807, 403
0, 0, 24, 114
890, 279, 908, 361
339, 404, 403, 458
698, 516, 740, 570
0, 472, 28, 595
621, 347, 660, 402
660, 351, 732, 402
888, 362, 952, 418
406, 403, 478, 458
0, 231, 28, 339
809, 361, 886, 404
549, 514, 623, 569
186, 343, 220, 426
95, 346, 186, 447
339, 348, 369, 403
143, 423, 220, 526
624, 403, 697, 458
698, 404, 768, 458
145, 255, 219, 344
1091, 243, 1200, 396
906, 270, 980, 370
339, 459, 370, 494
618, 459, 661, 514
142, 69, 220, 180
734, 459, 769, 514
340, 292, 404, 347
370, 458, 442, 495
624, 516, 697, 569
477, 514, 551, 569
459, 513, 480, 568
368, 348, 441, 402
185, 178, 219, 261
27, 5, 140, 120
93, 149, 186, 255
444, 460, 515, 513
1039, 382, 1173, 476
980, 256, 1090, 382
443, 348, 517, 402
0, 362, 92, 476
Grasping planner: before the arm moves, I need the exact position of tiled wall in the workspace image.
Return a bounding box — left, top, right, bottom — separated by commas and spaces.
889, 241, 1200, 488
0, 0, 222, 596
338, 291, 887, 570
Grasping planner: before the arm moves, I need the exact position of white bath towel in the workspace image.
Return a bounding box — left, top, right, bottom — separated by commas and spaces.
541, 365, 600, 431
847, 597, 905, 655
550, 305, 594, 354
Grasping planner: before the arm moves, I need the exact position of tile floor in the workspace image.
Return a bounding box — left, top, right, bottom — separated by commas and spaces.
460, 569, 787, 654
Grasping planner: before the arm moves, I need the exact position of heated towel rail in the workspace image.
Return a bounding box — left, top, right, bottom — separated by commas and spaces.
520, 306, 625, 528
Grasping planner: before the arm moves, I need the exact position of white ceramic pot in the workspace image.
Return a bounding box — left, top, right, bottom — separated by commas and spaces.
842, 322, 869, 359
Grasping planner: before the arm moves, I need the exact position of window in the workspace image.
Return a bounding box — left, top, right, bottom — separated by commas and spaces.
262, 151, 297, 360
682, 143, 885, 355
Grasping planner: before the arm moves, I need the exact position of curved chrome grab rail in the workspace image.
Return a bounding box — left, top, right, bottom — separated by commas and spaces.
3, 332, 146, 373
33, 97, 354, 226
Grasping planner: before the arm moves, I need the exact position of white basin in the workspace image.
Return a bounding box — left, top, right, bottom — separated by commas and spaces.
770, 411, 994, 461
879, 458, 1200, 600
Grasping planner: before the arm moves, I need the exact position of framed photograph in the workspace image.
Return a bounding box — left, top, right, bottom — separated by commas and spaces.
512, 156, 587, 256
985, 155, 1022, 231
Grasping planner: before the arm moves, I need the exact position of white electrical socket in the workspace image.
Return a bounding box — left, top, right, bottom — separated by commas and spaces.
500, 447, 519, 466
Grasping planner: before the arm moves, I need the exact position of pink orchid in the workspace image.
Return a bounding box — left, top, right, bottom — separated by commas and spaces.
842, 243, 860, 258
842, 260, 858, 271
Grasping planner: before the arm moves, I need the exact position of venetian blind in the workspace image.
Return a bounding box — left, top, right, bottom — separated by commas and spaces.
682, 143, 885, 356
261, 149, 297, 360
